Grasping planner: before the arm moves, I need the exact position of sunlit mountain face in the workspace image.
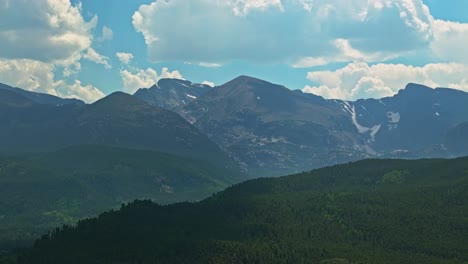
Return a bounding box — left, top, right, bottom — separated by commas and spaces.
0, 0, 467, 263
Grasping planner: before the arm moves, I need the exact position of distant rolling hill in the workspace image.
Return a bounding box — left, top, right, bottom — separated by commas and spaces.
0, 145, 242, 251
12, 156, 468, 263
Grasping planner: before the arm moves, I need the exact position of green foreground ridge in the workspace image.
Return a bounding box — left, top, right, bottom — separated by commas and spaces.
4, 157, 468, 263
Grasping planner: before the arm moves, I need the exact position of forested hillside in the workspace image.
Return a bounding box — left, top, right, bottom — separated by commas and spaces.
10, 157, 468, 264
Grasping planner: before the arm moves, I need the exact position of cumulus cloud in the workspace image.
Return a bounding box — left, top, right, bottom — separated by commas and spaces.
431, 19, 468, 63
0, 59, 58, 96
120, 67, 184, 93
116, 52, 135, 65
0, 0, 106, 103
292, 38, 398, 67
56, 79, 105, 103
0, 58, 105, 103
83, 48, 111, 69
303, 62, 468, 100
0, 0, 96, 63
133, 0, 433, 65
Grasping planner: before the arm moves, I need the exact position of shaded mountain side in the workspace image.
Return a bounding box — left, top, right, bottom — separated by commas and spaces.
14, 156, 468, 263
0, 91, 233, 169
445, 121, 468, 156
0, 83, 84, 106
351, 83, 468, 156
0, 145, 243, 251
134, 78, 212, 114
0, 89, 36, 108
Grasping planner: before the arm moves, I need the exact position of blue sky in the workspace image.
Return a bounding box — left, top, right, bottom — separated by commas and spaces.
0, 0, 467, 102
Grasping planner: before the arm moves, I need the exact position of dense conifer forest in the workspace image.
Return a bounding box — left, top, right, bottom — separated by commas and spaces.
3, 157, 467, 263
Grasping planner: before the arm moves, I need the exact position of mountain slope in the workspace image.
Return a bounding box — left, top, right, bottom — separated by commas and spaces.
183, 76, 362, 175
0, 91, 230, 167
180, 77, 468, 176
350, 83, 468, 156
15, 156, 468, 263
0, 83, 84, 106
0, 89, 36, 108
134, 78, 211, 114
0, 145, 241, 250
445, 121, 468, 156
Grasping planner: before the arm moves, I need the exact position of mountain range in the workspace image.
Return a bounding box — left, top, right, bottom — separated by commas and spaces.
135, 76, 468, 175
2, 77, 468, 176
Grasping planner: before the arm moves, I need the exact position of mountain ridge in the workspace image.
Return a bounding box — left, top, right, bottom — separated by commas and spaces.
0, 83, 84, 106
0, 90, 234, 170
2, 77, 468, 176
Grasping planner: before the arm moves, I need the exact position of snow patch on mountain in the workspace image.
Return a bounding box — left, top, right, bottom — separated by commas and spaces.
387, 112, 400, 130
387, 112, 400, 123
370, 124, 381, 140
178, 81, 190, 88
343, 102, 370, 133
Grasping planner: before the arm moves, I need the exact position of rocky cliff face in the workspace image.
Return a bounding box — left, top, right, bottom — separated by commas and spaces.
134, 78, 212, 116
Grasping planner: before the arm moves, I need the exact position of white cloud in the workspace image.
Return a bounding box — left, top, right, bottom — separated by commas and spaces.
229, 0, 283, 16
303, 62, 468, 100
0, 58, 105, 103
0, 0, 96, 63
97, 26, 113, 42
292, 38, 398, 67
83, 48, 111, 69
120, 67, 184, 94
431, 19, 468, 63
133, 0, 433, 65
56, 79, 105, 103
0, 59, 58, 96
202, 81, 215, 87
116, 52, 135, 65
0, 0, 106, 103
